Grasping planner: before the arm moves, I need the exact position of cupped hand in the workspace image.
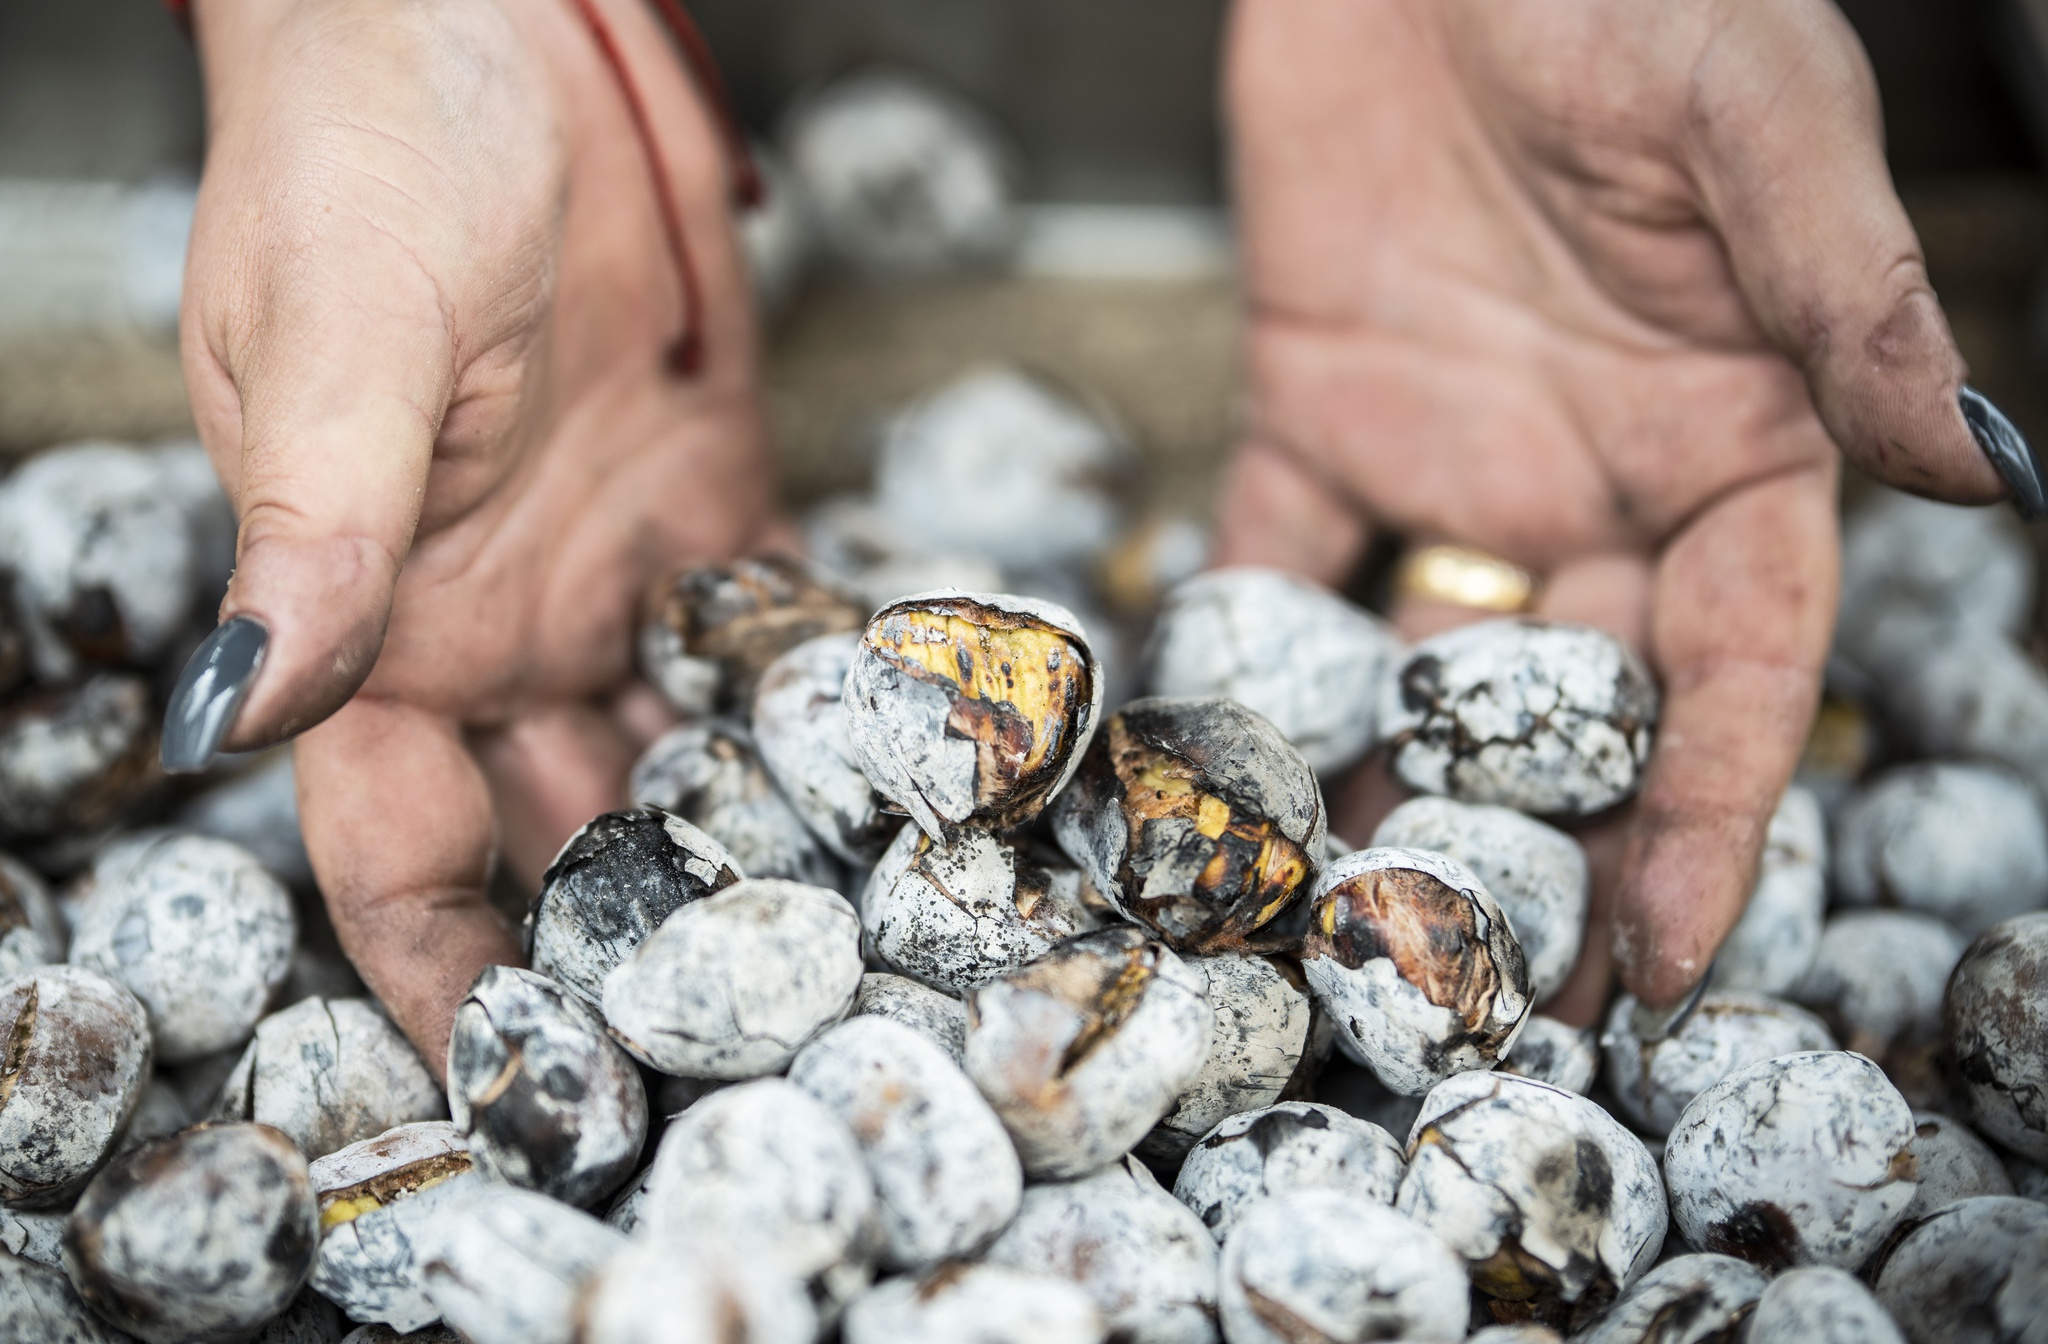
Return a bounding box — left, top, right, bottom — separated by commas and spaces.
1214, 0, 2005, 1020
182, 0, 772, 1071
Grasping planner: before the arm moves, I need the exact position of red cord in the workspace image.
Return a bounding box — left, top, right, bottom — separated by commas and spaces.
641, 0, 761, 209
569, 0, 707, 375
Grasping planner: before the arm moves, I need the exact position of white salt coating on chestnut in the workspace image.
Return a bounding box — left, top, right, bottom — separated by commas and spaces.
1575, 1253, 1768, 1344
1218, 1191, 1467, 1344
573, 1236, 816, 1344
789, 1016, 1021, 1270
871, 368, 1126, 571
68, 832, 295, 1063
843, 1263, 1106, 1344
63, 1122, 318, 1344
1871, 1196, 2048, 1344
862, 823, 1101, 994
602, 878, 862, 1080
0, 966, 151, 1207
1664, 1051, 1917, 1270
740, 144, 814, 317
1050, 696, 1326, 954
1468, 1330, 1564, 1344
1711, 786, 1827, 997
1861, 626, 2048, 802
0, 852, 64, 980
1143, 567, 1399, 775
628, 719, 839, 888
446, 967, 645, 1209
983, 1155, 1219, 1344
640, 1079, 876, 1307
1835, 489, 2034, 669
0, 1208, 66, 1269
752, 633, 895, 865
1501, 1013, 1599, 1094
783, 73, 1017, 276
417, 1183, 623, 1344
0, 441, 211, 682
213, 996, 447, 1160
1745, 1265, 1904, 1344
1903, 1110, 2015, 1221
1834, 762, 2048, 936
1601, 992, 1835, 1137
1945, 912, 2048, 1164
174, 751, 313, 891
308, 1122, 478, 1333
964, 926, 1212, 1179
1141, 952, 1309, 1161
1371, 795, 1587, 1002
851, 972, 967, 1063
1378, 619, 1657, 816
526, 806, 741, 1009
0, 1245, 133, 1343
1302, 846, 1530, 1096
1396, 1072, 1667, 1308
1172, 1101, 1404, 1243
0, 674, 158, 842
1797, 910, 1965, 1057
846, 590, 1101, 841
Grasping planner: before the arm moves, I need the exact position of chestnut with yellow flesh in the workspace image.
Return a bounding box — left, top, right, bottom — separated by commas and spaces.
869, 600, 1091, 823
318, 1150, 473, 1229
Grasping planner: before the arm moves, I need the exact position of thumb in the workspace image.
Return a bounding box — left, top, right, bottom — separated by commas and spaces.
1687, 0, 2021, 508
165, 190, 451, 771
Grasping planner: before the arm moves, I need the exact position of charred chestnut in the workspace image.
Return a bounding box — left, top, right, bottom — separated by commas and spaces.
628, 720, 838, 888
1051, 696, 1325, 952
308, 1122, 478, 1333
0, 675, 158, 842
0, 966, 151, 1207
525, 806, 741, 1008
1301, 847, 1530, 1096
847, 591, 1100, 839
213, 996, 446, 1160
638, 555, 864, 717
1944, 912, 2048, 1164
447, 967, 645, 1209
752, 632, 895, 865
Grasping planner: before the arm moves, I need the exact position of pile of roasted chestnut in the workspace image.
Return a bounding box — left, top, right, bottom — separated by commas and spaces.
4, 420, 2048, 1344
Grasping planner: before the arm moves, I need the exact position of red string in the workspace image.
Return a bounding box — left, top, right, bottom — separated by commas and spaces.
642, 0, 761, 209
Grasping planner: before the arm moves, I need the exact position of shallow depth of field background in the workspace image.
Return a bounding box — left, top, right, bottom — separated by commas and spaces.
4, 0, 2048, 533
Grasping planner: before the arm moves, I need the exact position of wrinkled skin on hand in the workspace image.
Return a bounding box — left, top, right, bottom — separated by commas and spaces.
1215, 0, 2003, 1019
183, 0, 772, 1072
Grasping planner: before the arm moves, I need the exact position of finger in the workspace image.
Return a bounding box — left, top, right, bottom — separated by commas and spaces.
296, 696, 519, 1078
1210, 437, 1371, 585
1687, 0, 2002, 503
471, 703, 640, 892
1612, 461, 1837, 1007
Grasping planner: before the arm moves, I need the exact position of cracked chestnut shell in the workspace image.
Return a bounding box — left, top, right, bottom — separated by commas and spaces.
525, 806, 742, 1008
1378, 619, 1657, 817
628, 719, 838, 888
1396, 1073, 1667, 1322
447, 966, 646, 1209
638, 554, 865, 717
0, 965, 151, 1208
63, 1122, 318, 1344
1575, 1254, 1767, 1344
1664, 1051, 1918, 1271
846, 590, 1100, 840
964, 925, 1212, 1179
1945, 911, 2048, 1164
1301, 847, 1530, 1096
1052, 695, 1326, 953
308, 1121, 479, 1333
1869, 1196, 2048, 1344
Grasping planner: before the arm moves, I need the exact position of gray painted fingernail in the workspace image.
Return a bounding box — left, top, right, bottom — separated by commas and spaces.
1961, 385, 2046, 521
1630, 959, 1714, 1045
160, 616, 267, 774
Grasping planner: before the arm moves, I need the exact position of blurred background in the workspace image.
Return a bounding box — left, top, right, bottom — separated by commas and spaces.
7, 0, 2047, 521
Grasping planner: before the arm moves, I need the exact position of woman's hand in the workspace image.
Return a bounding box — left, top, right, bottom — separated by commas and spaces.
1217, 0, 2004, 1021
180, 0, 772, 1071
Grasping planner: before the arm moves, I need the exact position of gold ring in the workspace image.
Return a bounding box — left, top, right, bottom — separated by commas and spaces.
1393, 543, 1538, 613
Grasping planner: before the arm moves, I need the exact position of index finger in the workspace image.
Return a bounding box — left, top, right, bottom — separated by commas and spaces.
1612, 457, 1838, 1007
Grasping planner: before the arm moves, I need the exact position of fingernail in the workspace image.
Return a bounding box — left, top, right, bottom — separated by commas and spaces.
1629, 959, 1714, 1044
161, 616, 268, 774
1960, 385, 2046, 521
